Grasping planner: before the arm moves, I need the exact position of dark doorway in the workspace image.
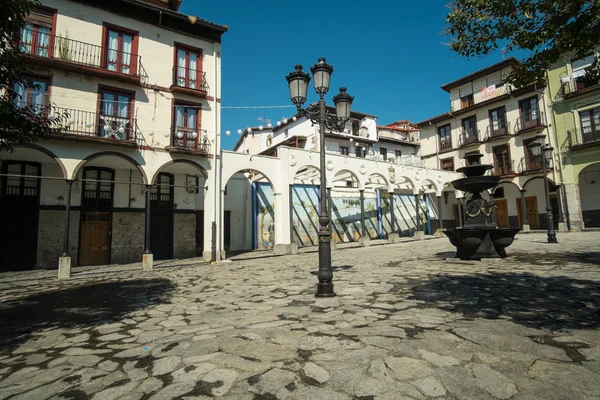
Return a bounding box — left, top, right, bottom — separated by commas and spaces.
0, 161, 41, 271
151, 173, 174, 260
224, 211, 231, 251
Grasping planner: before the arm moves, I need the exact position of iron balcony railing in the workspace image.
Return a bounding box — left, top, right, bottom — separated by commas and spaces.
567, 128, 600, 147
18, 27, 144, 77
172, 128, 211, 152
519, 156, 544, 173
439, 139, 452, 151
10, 102, 137, 141
459, 127, 480, 146
516, 110, 546, 132
492, 157, 514, 176
562, 72, 600, 96
485, 121, 510, 140
172, 66, 208, 92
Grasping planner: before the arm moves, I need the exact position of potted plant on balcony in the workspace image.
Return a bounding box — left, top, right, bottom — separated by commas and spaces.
57, 30, 72, 61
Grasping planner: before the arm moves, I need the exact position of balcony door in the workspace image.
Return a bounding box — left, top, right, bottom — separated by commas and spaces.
519, 97, 539, 127
104, 25, 138, 74
99, 87, 133, 140
438, 124, 452, 151
20, 8, 55, 57
12, 77, 49, 111
174, 104, 201, 149
580, 107, 600, 144
489, 107, 507, 136
493, 145, 511, 175
176, 47, 202, 89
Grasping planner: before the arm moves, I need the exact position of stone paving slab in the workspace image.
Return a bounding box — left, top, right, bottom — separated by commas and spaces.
1, 232, 600, 399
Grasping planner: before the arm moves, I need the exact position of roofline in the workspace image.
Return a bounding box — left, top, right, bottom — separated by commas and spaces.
440, 57, 519, 92
378, 137, 420, 147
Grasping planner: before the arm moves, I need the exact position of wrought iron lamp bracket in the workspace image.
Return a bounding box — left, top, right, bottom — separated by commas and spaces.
298, 105, 349, 132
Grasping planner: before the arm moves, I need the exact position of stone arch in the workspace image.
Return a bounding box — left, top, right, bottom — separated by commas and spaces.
72, 151, 148, 184
578, 162, 600, 228
151, 159, 208, 184
396, 175, 417, 194
492, 180, 522, 194
523, 176, 556, 192
6, 144, 68, 179
365, 172, 391, 192
293, 165, 321, 186
419, 178, 439, 195
332, 168, 362, 190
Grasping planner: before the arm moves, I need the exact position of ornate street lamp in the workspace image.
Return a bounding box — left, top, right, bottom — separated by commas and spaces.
529, 133, 558, 243
286, 58, 354, 297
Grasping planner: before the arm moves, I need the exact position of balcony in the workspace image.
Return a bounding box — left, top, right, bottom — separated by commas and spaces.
18, 28, 144, 84
29, 105, 138, 146
167, 127, 211, 155
518, 156, 548, 174
562, 72, 600, 98
171, 66, 208, 97
484, 121, 511, 141
515, 111, 546, 135
567, 128, 600, 149
491, 157, 515, 177
458, 127, 481, 147
439, 139, 452, 152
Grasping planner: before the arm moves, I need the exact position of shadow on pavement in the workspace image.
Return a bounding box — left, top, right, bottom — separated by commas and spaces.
0, 279, 174, 350
409, 273, 600, 331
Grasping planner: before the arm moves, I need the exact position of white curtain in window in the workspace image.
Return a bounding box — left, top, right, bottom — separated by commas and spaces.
581, 112, 592, 133
102, 93, 115, 117
117, 95, 128, 118
121, 34, 132, 74
187, 108, 197, 130
177, 50, 186, 86
20, 24, 33, 53
189, 53, 197, 89
107, 31, 118, 71
37, 27, 50, 57
175, 106, 184, 128
530, 98, 538, 120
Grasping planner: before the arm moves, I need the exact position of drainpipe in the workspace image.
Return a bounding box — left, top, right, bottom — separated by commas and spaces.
211, 46, 220, 262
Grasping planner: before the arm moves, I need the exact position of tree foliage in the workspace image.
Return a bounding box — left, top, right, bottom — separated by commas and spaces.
446, 0, 600, 87
0, 0, 65, 152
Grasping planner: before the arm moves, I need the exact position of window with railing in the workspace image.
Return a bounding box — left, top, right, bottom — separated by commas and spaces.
340, 146, 349, 155
493, 145, 512, 175
175, 46, 203, 90
103, 24, 138, 75
580, 107, 600, 144
571, 55, 597, 92
12, 77, 49, 111
461, 116, 479, 145
488, 106, 507, 137
523, 138, 542, 171
460, 94, 474, 109
441, 157, 454, 171
82, 167, 114, 209
438, 124, 452, 151
518, 96, 542, 130
173, 104, 200, 149
20, 8, 55, 57
99, 87, 134, 140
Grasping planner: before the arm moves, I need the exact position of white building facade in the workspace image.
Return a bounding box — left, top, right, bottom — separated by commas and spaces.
417, 58, 564, 231
0, 0, 226, 273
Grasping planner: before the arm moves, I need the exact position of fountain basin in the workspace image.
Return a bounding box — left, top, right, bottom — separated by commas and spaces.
443, 228, 520, 259
451, 176, 500, 193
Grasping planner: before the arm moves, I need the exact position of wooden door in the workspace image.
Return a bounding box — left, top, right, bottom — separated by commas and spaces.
79, 212, 111, 266
494, 199, 510, 228
151, 210, 174, 260
526, 196, 539, 229
224, 211, 231, 251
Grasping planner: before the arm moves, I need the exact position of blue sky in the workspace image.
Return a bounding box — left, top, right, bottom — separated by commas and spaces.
179, 0, 511, 150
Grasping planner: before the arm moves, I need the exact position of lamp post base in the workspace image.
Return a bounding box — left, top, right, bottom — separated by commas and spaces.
547, 236, 558, 243
316, 234, 335, 298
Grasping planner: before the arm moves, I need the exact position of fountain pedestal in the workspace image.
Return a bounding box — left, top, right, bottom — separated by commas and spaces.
443, 152, 520, 260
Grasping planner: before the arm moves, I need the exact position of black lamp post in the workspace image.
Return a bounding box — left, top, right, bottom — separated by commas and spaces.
528, 133, 558, 243
286, 58, 354, 297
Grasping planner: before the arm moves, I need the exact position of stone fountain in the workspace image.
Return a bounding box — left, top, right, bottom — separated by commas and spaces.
444, 151, 520, 259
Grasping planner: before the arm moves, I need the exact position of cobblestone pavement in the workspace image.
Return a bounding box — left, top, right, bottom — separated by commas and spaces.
1, 232, 600, 400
